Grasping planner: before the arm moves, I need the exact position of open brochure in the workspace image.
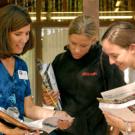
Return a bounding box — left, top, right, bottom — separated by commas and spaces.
24, 117, 59, 133
0, 109, 30, 130
36, 59, 62, 110
0, 109, 62, 133
98, 82, 135, 122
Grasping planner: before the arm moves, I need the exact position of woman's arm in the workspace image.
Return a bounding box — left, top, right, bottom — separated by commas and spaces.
0, 122, 28, 135
24, 96, 74, 129
24, 96, 54, 120
104, 112, 125, 130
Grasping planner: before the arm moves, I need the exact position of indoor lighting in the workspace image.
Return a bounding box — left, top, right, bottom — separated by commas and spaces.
51, 16, 76, 20
31, 15, 133, 21
114, 8, 119, 12
99, 15, 133, 19
30, 11, 134, 21
115, 0, 121, 7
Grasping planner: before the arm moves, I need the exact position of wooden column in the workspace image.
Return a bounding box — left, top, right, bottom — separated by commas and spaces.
34, 0, 42, 105
83, 0, 99, 38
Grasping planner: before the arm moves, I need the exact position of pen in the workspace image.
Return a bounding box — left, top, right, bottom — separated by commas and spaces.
43, 86, 58, 109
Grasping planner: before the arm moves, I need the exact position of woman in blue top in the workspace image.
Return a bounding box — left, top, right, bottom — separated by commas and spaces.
0, 4, 73, 135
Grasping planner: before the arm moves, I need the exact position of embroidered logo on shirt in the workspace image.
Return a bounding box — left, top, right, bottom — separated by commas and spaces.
18, 70, 28, 80
81, 72, 97, 76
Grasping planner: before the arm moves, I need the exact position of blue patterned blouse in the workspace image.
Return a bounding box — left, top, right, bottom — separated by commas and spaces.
0, 56, 31, 120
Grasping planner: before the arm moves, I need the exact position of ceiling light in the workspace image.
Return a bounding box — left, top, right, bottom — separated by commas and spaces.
114, 8, 119, 12
99, 15, 133, 19
116, 1, 121, 7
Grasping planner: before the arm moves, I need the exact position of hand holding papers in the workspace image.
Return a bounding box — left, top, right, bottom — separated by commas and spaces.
0, 108, 74, 134
36, 59, 62, 110
25, 111, 74, 134
53, 111, 74, 130
98, 82, 135, 122
43, 89, 59, 108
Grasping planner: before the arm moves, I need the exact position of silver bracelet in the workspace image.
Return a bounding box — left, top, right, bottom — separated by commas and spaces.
125, 121, 132, 134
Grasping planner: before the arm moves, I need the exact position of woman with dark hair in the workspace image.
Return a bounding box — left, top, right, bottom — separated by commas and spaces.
0, 4, 73, 135
43, 15, 125, 135
102, 21, 135, 134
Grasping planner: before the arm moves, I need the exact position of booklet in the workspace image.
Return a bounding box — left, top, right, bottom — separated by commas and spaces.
36, 59, 62, 110
0, 109, 31, 130
98, 82, 135, 122
0, 109, 62, 133
24, 117, 59, 133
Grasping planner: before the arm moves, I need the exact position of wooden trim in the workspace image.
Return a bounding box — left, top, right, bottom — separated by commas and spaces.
100, 19, 135, 27
32, 20, 70, 28
35, 0, 42, 105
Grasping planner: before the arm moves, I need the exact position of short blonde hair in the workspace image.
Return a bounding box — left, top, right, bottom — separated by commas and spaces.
68, 15, 97, 38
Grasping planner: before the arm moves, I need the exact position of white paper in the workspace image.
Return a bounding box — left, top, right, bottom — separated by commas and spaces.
24, 117, 59, 133
36, 60, 62, 110
101, 82, 135, 100
99, 82, 135, 122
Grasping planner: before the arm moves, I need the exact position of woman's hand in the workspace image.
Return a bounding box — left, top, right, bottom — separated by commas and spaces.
103, 111, 125, 131
6, 127, 29, 135
42, 89, 59, 106
57, 119, 73, 130
54, 111, 74, 130
6, 128, 40, 135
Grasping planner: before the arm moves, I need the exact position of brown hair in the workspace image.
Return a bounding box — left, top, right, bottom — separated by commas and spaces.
101, 21, 135, 49
0, 4, 34, 58
68, 15, 97, 38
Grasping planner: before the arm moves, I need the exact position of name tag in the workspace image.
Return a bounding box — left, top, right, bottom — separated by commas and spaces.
18, 70, 28, 80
